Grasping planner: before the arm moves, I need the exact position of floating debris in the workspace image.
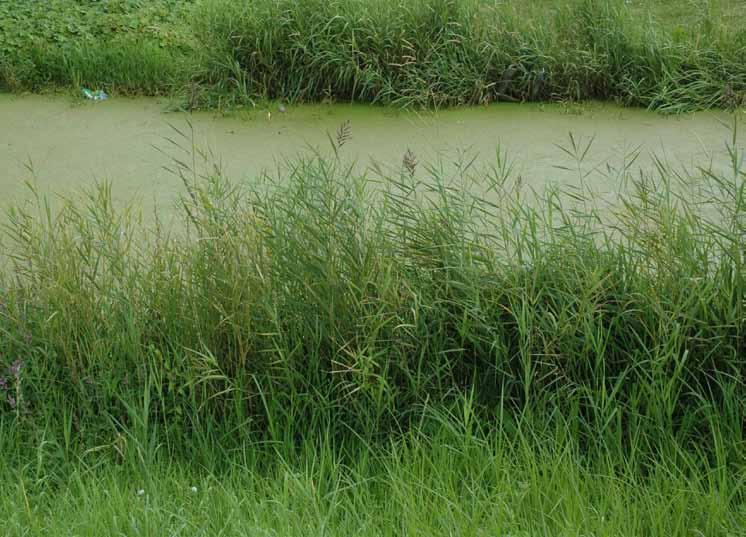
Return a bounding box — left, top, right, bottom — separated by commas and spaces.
82, 88, 109, 101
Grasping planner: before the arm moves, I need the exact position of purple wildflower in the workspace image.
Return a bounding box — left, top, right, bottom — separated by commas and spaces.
0, 377, 6, 390
7, 395, 16, 409
9, 359, 22, 377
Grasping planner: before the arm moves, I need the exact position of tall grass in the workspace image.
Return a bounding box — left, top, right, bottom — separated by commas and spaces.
0, 118, 744, 535
0, 38, 185, 96
0, 119, 743, 461
1, 412, 743, 536
191, 0, 746, 110
2, 0, 745, 110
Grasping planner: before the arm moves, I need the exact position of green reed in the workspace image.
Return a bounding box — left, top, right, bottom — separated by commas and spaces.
185, 0, 746, 110
2, 0, 744, 111
0, 117, 743, 535
0, 120, 743, 458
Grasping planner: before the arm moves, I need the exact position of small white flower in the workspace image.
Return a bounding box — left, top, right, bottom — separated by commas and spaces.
190, 486, 198, 493
137, 489, 145, 496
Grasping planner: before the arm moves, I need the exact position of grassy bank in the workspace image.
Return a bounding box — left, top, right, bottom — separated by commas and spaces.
0, 0, 194, 96
1, 122, 744, 532
2, 426, 743, 536
2, 0, 745, 111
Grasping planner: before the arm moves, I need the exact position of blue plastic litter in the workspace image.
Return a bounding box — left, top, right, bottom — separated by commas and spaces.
82, 88, 109, 101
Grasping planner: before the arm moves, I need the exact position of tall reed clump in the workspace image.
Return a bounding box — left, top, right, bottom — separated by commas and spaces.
2, 0, 744, 110
190, 0, 746, 110
0, 120, 743, 469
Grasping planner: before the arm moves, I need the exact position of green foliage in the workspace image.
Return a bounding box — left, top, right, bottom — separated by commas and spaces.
0, 0, 194, 93
0, 112, 743, 536
1, 0, 745, 110
190, 0, 746, 110
1, 418, 743, 536
0, 122, 743, 457
0, 0, 193, 52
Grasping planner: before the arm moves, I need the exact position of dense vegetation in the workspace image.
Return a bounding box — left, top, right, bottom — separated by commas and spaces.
1, 121, 744, 533
0, 0, 194, 96
1, 1, 744, 533
2, 0, 745, 111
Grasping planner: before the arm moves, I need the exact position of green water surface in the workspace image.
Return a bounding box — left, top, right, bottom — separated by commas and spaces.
0, 94, 738, 217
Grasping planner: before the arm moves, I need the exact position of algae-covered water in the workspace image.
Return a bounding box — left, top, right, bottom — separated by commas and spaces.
0, 94, 738, 217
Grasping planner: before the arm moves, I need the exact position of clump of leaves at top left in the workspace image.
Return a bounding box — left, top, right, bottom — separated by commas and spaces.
0, 0, 196, 57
